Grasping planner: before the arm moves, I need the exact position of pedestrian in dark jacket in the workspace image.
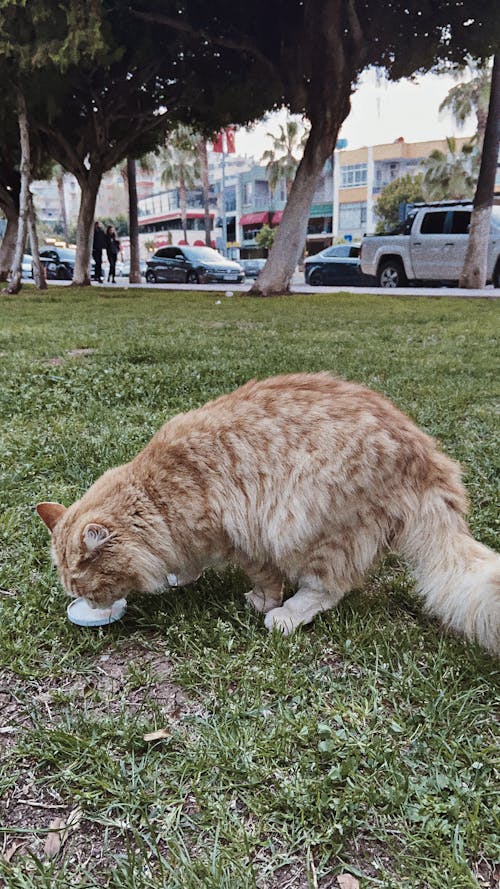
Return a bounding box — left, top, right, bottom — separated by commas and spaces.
105, 226, 121, 283
92, 222, 107, 282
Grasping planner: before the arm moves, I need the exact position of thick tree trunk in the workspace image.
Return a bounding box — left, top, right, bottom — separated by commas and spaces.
198, 137, 211, 247
28, 194, 47, 290
127, 157, 142, 284
460, 53, 500, 289
5, 92, 31, 295
72, 172, 102, 286
0, 207, 19, 282
250, 122, 341, 295
56, 171, 69, 244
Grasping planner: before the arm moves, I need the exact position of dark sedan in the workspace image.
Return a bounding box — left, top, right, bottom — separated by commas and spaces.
304, 243, 375, 287
146, 246, 244, 285
38, 247, 78, 280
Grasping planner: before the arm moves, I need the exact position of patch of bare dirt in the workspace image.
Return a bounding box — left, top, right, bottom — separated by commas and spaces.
44, 348, 97, 367
0, 642, 204, 883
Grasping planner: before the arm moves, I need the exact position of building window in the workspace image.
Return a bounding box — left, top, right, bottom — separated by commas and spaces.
339, 202, 367, 231
340, 164, 367, 188
243, 182, 253, 205
278, 178, 287, 202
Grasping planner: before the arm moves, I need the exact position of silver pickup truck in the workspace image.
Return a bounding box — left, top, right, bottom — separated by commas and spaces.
360, 202, 500, 288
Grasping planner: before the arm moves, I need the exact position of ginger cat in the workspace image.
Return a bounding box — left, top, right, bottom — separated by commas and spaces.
37, 373, 499, 654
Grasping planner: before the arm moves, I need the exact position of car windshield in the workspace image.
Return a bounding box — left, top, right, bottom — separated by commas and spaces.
56, 249, 76, 260
183, 247, 226, 263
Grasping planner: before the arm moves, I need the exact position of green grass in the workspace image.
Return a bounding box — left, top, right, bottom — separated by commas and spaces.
0, 286, 499, 888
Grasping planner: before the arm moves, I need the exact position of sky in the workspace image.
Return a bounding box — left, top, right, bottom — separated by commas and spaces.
235, 69, 475, 160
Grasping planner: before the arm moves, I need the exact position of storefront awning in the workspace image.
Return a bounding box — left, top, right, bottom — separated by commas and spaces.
239, 212, 269, 226
309, 203, 334, 218
271, 211, 283, 224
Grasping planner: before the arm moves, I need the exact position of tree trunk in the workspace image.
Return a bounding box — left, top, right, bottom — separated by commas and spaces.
198, 136, 211, 247
5, 91, 31, 295
27, 193, 47, 290
460, 53, 500, 289
0, 207, 19, 282
250, 122, 340, 295
56, 170, 69, 244
180, 172, 187, 243
72, 172, 102, 286
127, 157, 142, 284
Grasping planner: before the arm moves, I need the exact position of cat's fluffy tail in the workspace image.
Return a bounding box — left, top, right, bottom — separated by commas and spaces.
398, 478, 500, 656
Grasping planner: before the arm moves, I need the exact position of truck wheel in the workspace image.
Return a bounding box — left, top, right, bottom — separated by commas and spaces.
378, 259, 407, 288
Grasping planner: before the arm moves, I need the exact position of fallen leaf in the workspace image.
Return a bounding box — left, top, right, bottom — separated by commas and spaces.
337, 875, 360, 889
0, 727, 16, 735
43, 807, 82, 859
143, 727, 170, 742
44, 818, 65, 858
2, 840, 26, 863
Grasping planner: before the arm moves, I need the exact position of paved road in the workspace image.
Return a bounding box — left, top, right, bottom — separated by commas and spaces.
22, 276, 499, 298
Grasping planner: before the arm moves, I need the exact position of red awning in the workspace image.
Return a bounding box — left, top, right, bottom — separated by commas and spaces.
194, 239, 205, 246
177, 239, 188, 245
271, 211, 283, 224
239, 212, 269, 226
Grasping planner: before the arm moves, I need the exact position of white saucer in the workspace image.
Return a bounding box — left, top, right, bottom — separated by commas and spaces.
67, 596, 127, 627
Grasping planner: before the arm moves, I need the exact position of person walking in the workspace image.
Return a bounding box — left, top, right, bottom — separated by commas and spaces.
105, 225, 121, 283
92, 222, 107, 282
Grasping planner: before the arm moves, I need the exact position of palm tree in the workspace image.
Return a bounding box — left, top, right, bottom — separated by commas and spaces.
197, 135, 211, 247
421, 136, 478, 201
159, 125, 200, 243
121, 154, 156, 283
439, 59, 493, 147
261, 117, 308, 201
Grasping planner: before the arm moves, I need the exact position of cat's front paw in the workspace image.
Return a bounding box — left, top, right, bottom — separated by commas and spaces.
264, 605, 300, 635
245, 587, 282, 614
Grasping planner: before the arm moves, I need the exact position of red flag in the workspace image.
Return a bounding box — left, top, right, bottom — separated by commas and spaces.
211, 132, 223, 153
225, 126, 236, 153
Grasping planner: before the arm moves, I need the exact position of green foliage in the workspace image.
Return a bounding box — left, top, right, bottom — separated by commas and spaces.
439, 58, 493, 144
254, 224, 276, 251
374, 173, 425, 233
0, 286, 498, 887
261, 116, 308, 196
159, 125, 200, 192
422, 137, 479, 201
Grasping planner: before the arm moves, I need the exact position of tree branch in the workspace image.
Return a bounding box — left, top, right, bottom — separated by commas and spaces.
36, 124, 84, 177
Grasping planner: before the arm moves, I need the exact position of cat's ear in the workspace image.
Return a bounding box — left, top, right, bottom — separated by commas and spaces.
36, 502, 67, 532
83, 523, 112, 552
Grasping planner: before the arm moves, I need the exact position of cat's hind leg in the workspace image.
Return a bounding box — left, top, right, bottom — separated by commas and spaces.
264, 539, 372, 634
240, 560, 284, 614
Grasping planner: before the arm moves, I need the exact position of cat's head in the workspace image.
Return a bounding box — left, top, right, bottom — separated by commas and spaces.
36, 499, 165, 607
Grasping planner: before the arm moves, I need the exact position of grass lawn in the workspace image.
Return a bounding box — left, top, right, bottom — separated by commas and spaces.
0, 286, 498, 889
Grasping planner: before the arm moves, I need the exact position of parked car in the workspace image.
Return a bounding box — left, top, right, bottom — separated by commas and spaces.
146, 246, 244, 285
239, 258, 267, 279
360, 202, 500, 287
304, 243, 375, 287
38, 247, 78, 280
117, 260, 147, 279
